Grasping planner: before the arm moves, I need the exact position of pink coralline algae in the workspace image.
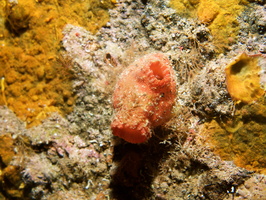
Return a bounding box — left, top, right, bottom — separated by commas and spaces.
111, 53, 177, 143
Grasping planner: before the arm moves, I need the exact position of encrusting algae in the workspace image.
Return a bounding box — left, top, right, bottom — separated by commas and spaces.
0, 0, 114, 127
170, 0, 249, 52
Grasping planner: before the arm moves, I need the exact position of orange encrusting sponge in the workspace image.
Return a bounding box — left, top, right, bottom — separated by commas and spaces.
225, 53, 264, 104
111, 53, 177, 143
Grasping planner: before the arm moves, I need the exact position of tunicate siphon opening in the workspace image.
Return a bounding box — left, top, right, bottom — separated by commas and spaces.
150, 61, 167, 80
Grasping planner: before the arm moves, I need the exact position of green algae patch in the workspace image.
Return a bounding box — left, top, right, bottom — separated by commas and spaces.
170, 0, 248, 52
0, 0, 114, 127
201, 98, 266, 174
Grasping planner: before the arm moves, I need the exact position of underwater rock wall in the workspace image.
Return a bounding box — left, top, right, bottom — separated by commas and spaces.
0, 0, 266, 199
